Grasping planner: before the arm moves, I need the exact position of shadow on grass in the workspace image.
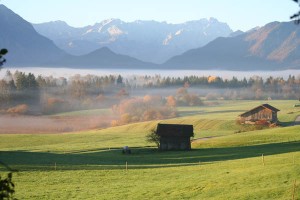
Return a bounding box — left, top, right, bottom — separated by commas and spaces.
178, 110, 204, 116
279, 121, 298, 127
1, 141, 300, 171
203, 109, 245, 115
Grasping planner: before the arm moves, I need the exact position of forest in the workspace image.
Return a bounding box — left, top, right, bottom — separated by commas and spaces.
0, 70, 299, 125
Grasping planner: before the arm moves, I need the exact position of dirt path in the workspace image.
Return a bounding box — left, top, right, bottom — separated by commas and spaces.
294, 116, 300, 126
191, 136, 221, 143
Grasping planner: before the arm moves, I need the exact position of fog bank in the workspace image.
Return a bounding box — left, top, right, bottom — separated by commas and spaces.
1, 67, 300, 80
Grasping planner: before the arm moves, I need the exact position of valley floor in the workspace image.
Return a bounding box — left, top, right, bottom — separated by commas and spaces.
0, 100, 300, 199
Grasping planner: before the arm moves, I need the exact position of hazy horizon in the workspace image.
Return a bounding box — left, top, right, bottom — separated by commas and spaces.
1, 67, 300, 80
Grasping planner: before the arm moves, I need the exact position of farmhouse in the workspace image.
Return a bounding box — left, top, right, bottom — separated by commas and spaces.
156, 124, 194, 151
238, 104, 280, 124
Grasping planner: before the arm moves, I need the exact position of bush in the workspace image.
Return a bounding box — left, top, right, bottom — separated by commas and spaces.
0, 172, 16, 200
205, 93, 219, 100
146, 129, 160, 148
112, 96, 177, 125
43, 98, 70, 114
6, 104, 28, 114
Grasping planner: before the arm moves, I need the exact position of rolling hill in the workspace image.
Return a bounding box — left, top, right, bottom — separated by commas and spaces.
53, 47, 158, 68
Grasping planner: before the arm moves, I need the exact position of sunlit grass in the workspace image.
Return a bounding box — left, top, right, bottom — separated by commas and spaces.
51, 108, 112, 117
1, 100, 300, 199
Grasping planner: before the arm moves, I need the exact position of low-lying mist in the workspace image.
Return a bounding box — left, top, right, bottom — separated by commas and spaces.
0, 69, 299, 134
1, 67, 300, 80
0, 115, 114, 134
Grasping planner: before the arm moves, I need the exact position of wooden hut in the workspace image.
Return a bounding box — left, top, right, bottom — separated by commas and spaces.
238, 104, 280, 124
156, 124, 194, 151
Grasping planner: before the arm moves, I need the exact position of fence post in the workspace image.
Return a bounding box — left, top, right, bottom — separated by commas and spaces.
292, 180, 297, 200
293, 155, 295, 165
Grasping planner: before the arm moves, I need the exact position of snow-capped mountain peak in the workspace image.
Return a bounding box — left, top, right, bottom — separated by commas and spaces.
34, 18, 233, 63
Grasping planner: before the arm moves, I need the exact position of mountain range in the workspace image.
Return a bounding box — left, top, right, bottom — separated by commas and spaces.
0, 5, 66, 66
164, 22, 300, 70
0, 5, 154, 68
1, 4, 300, 70
33, 18, 232, 64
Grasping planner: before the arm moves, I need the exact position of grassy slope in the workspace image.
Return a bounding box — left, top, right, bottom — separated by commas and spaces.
51, 108, 112, 117
0, 100, 300, 199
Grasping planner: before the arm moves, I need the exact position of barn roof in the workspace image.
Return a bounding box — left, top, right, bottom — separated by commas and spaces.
239, 104, 280, 117
156, 124, 194, 137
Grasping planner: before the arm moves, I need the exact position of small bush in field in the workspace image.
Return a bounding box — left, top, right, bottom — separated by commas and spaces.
146, 129, 160, 148
0, 172, 16, 200
6, 104, 28, 114
111, 120, 119, 127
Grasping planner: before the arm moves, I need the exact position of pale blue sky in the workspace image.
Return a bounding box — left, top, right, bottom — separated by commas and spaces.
1, 0, 298, 31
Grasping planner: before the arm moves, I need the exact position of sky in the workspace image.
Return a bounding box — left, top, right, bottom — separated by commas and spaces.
0, 0, 299, 31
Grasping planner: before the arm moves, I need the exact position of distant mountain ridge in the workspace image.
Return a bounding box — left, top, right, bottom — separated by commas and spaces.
1, 4, 300, 70
55, 47, 158, 68
33, 18, 233, 63
0, 4, 156, 68
0, 4, 66, 66
164, 21, 300, 70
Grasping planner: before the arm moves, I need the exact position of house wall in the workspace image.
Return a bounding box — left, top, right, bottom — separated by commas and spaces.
240, 108, 278, 123
160, 137, 191, 151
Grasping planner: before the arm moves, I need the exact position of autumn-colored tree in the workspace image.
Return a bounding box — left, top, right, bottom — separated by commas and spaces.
6, 104, 28, 114
166, 96, 176, 107
116, 88, 129, 98
255, 88, 263, 100
69, 80, 87, 100
120, 113, 132, 124
112, 96, 177, 126
188, 94, 203, 106
43, 97, 70, 114
111, 120, 118, 127
143, 95, 162, 105
184, 81, 190, 88
207, 76, 217, 83
95, 94, 106, 102
205, 93, 219, 100
176, 87, 187, 97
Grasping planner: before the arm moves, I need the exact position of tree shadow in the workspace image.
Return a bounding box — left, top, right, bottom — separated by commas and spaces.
178, 109, 245, 117
203, 109, 245, 115
279, 121, 295, 127
1, 141, 300, 171
178, 110, 204, 116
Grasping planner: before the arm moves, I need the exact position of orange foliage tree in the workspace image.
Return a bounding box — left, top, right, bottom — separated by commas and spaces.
112, 95, 177, 125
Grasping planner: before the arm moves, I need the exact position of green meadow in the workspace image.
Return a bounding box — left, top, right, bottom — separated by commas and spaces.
1, 100, 300, 199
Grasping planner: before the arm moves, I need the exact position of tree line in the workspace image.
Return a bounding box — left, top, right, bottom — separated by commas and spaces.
0, 71, 299, 114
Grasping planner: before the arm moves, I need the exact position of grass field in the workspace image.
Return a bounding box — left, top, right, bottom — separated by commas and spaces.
1, 100, 300, 199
